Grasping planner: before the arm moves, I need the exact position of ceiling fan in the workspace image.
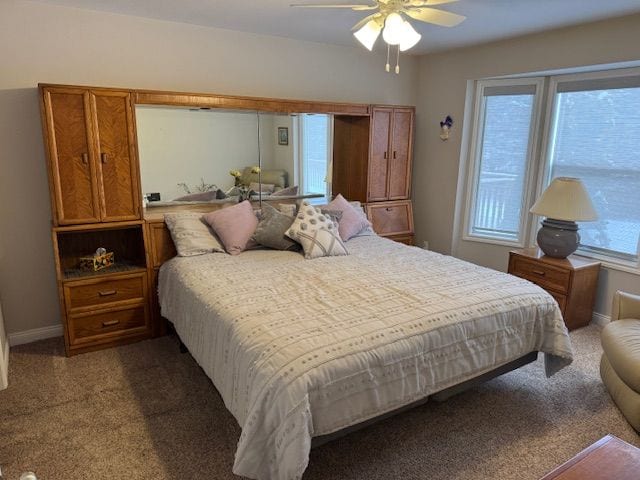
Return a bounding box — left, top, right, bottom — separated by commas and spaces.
291, 0, 466, 73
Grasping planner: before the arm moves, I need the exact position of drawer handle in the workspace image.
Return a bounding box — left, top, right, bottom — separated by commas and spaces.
532, 269, 546, 276
101, 152, 108, 164
102, 320, 120, 327
386, 207, 392, 211
98, 290, 117, 297
81, 153, 89, 165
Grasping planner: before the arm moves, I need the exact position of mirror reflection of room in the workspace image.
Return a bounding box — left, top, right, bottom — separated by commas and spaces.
136, 105, 333, 207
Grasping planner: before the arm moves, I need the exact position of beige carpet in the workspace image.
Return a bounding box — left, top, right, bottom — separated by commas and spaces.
0, 325, 638, 479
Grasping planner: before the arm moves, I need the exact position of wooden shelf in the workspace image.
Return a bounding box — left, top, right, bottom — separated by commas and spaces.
62, 262, 146, 281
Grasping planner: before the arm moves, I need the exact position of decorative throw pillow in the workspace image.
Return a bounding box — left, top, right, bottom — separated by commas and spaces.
326, 194, 372, 241
295, 228, 348, 260
202, 200, 258, 255
349, 201, 376, 237
249, 182, 275, 194
164, 212, 225, 256
253, 204, 299, 251
278, 203, 298, 218
320, 209, 343, 226
286, 201, 339, 240
270, 185, 299, 197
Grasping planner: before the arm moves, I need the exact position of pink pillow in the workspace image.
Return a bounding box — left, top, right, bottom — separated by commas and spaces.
202, 201, 258, 255
326, 194, 372, 241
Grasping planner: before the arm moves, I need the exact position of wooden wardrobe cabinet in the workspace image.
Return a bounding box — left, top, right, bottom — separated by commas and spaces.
332, 106, 414, 204
368, 106, 414, 202
41, 86, 141, 226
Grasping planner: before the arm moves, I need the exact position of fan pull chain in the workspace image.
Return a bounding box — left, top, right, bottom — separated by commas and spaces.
395, 45, 400, 74
385, 43, 390, 72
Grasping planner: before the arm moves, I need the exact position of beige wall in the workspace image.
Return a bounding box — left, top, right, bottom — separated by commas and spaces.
413, 14, 640, 316
0, 0, 418, 336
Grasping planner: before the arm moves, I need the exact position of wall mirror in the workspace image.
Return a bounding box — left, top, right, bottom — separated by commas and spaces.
136, 105, 333, 207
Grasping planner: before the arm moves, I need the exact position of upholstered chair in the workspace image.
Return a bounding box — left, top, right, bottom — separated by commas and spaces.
600, 291, 640, 431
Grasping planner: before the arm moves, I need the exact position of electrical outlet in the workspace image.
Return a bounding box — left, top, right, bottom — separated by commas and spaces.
422, 240, 429, 250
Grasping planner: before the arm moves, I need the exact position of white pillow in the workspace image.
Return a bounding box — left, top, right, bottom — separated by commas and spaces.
286, 200, 347, 259
164, 212, 225, 256
294, 228, 348, 259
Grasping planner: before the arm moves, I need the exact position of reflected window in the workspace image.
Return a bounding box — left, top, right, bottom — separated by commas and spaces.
299, 114, 332, 197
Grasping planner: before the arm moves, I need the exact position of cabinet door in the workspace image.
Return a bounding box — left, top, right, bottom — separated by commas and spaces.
42, 88, 100, 225
387, 108, 413, 200
367, 107, 392, 201
91, 91, 141, 222
365, 200, 414, 237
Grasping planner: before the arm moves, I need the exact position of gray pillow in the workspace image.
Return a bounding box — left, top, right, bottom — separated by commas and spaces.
253, 204, 300, 251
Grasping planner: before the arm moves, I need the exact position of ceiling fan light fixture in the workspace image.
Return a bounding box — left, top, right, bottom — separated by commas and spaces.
399, 20, 421, 51
382, 12, 404, 45
353, 19, 382, 51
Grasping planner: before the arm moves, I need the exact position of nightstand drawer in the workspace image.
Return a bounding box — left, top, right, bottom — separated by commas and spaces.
366, 200, 414, 236
68, 304, 148, 345
510, 257, 570, 294
549, 291, 567, 313
64, 273, 146, 312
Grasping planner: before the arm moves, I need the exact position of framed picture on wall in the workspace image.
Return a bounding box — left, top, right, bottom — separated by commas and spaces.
278, 127, 289, 146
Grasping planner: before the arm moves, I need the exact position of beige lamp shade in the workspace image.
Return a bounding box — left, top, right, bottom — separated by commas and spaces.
530, 177, 597, 221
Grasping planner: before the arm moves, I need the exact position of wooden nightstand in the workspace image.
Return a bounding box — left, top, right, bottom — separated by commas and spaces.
508, 248, 600, 330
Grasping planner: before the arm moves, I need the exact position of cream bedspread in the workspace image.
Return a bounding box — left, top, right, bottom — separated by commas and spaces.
158, 236, 573, 480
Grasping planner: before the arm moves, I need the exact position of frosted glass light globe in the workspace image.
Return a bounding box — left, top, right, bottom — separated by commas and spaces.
353, 20, 382, 51
399, 21, 421, 51
382, 12, 404, 45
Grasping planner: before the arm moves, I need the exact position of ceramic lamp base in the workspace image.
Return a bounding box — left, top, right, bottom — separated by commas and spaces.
536, 218, 580, 258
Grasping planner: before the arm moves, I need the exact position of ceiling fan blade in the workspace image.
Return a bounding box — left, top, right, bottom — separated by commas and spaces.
351, 12, 382, 31
405, 7, 466, 27
290, 3, 377, 8
408, 0, 459, 6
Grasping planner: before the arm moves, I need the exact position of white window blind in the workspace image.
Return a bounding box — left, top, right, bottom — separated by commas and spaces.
547, 74, 640, 261
466, 80, 542, 243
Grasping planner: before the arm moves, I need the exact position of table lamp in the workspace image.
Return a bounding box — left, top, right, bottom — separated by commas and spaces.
529, 177, 597, 258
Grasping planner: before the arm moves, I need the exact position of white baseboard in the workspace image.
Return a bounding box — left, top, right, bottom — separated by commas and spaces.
8, 324, 63, 347
591, 312, 610, 327
0, 337, 8, 390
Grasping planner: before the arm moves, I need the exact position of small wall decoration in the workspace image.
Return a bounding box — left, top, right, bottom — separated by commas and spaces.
278, 127, 289, 146
439, 115, 454, 141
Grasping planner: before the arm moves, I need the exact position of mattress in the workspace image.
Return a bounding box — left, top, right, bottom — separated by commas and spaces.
158, 235, 573, 480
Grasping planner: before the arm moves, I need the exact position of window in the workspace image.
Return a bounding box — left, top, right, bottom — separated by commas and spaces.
546, 73, 640, 262
299, 114, 332, 197
465, 79, 543, 244
463, 68, 640, 265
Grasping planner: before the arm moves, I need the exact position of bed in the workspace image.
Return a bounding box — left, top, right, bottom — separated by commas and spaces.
158, 235, 573, 480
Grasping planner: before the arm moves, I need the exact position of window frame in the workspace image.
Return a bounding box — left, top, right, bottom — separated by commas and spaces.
533, 67, 640, 267
462, 77, 546, 248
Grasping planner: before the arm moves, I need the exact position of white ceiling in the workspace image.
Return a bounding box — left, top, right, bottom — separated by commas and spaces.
32, 0, 640, 55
